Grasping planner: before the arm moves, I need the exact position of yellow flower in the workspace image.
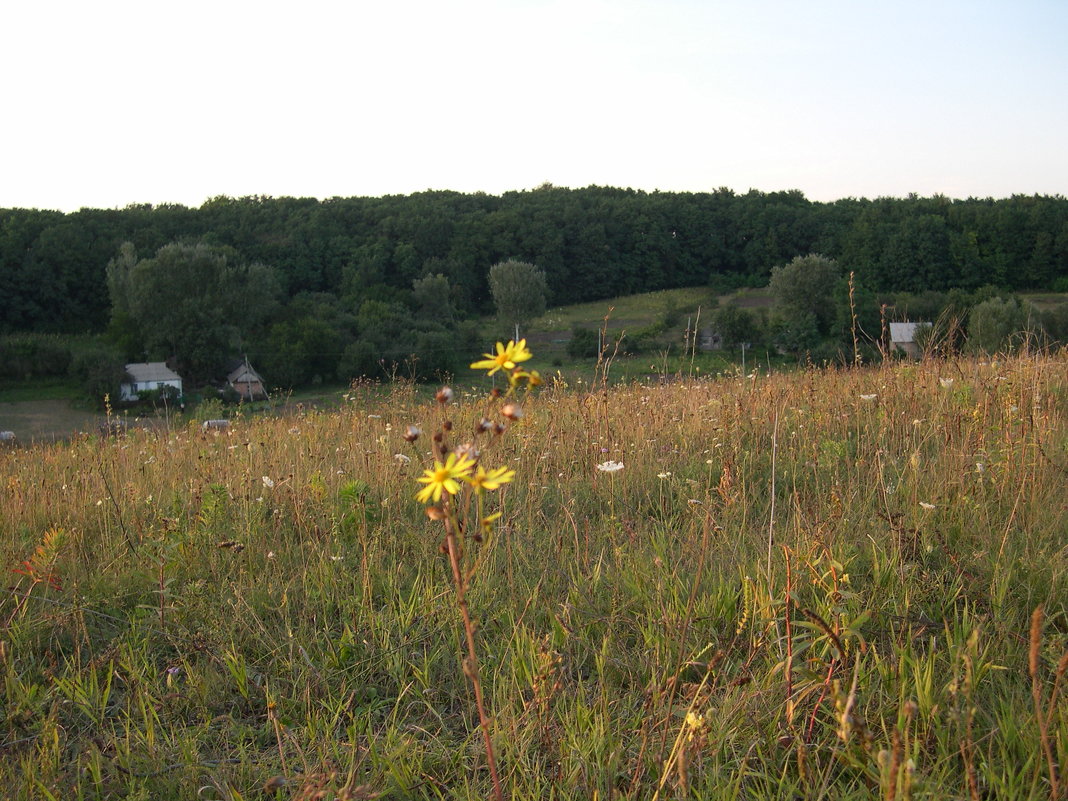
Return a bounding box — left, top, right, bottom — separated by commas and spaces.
507, 368, 543, 388
480, 511, 502, 535
465, 465, 516, 492
470, 340, 533, 375
415, 452, 476, 504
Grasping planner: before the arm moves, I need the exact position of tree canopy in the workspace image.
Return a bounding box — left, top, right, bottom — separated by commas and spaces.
488, 260, 547, 338
107, 241, 281, 380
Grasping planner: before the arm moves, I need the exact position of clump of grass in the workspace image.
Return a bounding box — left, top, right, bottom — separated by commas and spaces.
0, 351, 1065, 799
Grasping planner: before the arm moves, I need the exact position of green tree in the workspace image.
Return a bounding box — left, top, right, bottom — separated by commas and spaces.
967, 296, 1038, 354
68, 345, 125, 407
412, 273, 453, 321
107, 241, 281, 381
488, 259, 547, 339
261, 316, 343, 388
711, 303, 761, 348
768, 254, 841, 335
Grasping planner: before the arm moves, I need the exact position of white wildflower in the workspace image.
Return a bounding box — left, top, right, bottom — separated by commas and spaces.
596, 460, 625, 473
262, 476, 275, 488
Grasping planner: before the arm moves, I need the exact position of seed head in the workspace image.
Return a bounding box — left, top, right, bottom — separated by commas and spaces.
454, 442, 480, 461
404, 425, 421, 442
501, 403, 523, 421
435, 386, 454, 404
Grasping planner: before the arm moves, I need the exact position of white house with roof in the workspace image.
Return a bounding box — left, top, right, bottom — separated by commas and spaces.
119, 362, 184, 402
889, 322, 931, 359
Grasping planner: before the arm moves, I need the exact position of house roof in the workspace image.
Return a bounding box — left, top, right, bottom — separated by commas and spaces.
227, 363, 263, 384
889, 322, 929, 343
124, 362, 182, 383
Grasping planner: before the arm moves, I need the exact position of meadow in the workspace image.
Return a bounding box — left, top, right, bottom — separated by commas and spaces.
1, 348, 1066, 800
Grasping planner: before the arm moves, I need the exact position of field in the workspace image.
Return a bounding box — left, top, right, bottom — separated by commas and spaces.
1, 348, 1067, 800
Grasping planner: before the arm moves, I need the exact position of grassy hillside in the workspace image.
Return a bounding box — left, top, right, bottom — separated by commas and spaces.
1, 347, 1065, 799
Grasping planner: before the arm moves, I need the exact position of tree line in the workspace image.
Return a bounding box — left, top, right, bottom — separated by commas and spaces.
1, 187, 1066, 387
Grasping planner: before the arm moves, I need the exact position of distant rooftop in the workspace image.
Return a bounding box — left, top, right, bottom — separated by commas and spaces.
124, 362, 182, 382
889, 322, 930, 343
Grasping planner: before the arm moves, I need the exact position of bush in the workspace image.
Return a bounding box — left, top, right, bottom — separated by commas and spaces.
967, 296, 1039, 354
567, 328, 600, 359
0, 334, 73, 380
68, 346, 125, 407
1040, 303, 1068, 345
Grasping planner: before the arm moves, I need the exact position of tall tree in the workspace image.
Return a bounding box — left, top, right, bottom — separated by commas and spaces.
768, 253, 841, 335
107, 241, 280, 381
488, 259, 547, 339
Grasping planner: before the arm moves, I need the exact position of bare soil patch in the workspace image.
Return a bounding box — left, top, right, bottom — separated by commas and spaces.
0, 399, 107, 444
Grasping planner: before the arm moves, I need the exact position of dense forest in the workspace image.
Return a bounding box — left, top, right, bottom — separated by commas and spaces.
1, 187, 1066, 386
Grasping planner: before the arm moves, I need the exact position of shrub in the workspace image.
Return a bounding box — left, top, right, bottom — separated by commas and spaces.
567, 327, 600, 359
68, 346, 124, 407
967, 296, 1039, 354
0, 334, 73, 380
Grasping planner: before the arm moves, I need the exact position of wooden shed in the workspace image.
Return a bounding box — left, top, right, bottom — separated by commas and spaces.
227, 360, 267, 401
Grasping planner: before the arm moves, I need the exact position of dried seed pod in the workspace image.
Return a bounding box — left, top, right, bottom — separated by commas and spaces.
404, 425, 421, 442
435, 386, 454, 404
501, 403, 523, 421
454, 442, 479, 461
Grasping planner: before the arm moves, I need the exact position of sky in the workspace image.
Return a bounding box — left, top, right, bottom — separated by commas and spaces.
2, 0, 1067, 212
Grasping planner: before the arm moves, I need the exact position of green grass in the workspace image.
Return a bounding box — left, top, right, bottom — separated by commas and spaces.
1, 348, 1066, 800
0, 378, 83, 403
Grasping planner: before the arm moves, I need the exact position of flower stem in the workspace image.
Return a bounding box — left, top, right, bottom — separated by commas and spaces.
444, 518, 503, 801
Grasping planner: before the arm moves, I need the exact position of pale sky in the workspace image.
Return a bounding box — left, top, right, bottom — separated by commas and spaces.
2, 0, 1066, 212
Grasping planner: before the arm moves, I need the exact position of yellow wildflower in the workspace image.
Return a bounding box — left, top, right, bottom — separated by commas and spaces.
415, 452, 476, 503
465, 465, 516, 492
480, 511, 502, 535
470, 340, 533, 375
508, 368, 543, 388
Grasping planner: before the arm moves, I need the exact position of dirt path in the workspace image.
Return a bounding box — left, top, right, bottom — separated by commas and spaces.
0, 400, 107, 444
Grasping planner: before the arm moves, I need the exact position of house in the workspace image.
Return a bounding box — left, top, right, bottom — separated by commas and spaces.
226, 360, 267, 401
120, 362, 184, 402
889, 322, 930, 359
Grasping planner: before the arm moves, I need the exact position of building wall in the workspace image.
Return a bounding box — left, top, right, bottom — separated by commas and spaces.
120, 380, 183, 402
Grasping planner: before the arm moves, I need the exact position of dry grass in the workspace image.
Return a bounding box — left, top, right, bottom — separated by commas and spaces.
1, 351, 1066, 799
